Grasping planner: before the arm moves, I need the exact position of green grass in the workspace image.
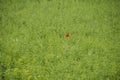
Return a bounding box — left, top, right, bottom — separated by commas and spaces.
0, 0, 120, 80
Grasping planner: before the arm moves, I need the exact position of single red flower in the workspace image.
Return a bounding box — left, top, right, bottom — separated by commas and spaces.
66, 34, 69, 38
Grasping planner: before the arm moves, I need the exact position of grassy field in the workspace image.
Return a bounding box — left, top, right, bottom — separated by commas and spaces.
0, 0, 120, 80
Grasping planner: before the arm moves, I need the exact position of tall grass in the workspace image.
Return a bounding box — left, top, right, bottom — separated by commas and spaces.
0, 0, 120, 80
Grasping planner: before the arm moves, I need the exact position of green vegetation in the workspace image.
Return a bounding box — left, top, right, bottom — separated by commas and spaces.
0, 0, 120, 80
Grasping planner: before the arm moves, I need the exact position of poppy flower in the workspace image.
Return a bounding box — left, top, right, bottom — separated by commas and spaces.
66, 34, 69, 38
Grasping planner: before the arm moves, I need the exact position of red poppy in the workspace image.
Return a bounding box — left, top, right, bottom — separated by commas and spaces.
66, 34, 69, 38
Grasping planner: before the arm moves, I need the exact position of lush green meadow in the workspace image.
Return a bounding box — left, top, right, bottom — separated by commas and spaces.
0, 0, 120, 80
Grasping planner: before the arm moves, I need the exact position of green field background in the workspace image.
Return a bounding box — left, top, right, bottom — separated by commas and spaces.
0, 0, 120, 80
